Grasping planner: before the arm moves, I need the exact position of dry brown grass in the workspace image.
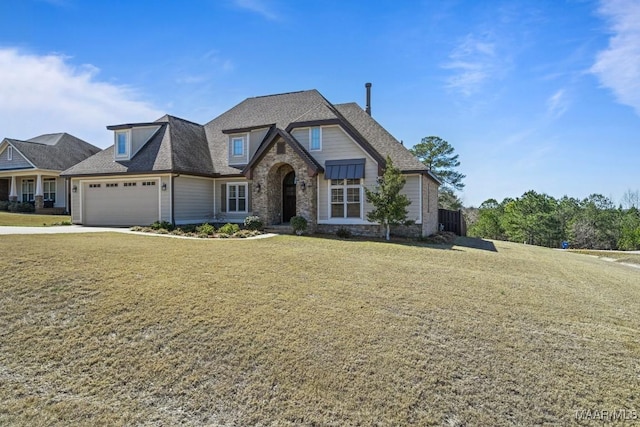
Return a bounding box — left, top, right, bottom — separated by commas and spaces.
569, 249, 640, 265
1, 234, 638, 425
0, 211, 71, 226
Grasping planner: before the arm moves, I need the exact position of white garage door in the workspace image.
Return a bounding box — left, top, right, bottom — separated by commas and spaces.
83, 180, 160, 226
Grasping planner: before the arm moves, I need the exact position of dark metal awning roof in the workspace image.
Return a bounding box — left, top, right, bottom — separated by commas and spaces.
324, 158, 365, 180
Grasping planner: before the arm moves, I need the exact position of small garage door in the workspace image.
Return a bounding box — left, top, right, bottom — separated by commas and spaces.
83, 180, 159, 226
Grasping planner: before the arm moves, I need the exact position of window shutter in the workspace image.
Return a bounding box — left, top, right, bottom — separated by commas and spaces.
247, 183, 252, 212
221, 184, 227, 212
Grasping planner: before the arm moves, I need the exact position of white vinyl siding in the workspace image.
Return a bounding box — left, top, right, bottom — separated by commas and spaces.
173, 176, 214, 224
299, 126, 379, 223
249, 127, 270, 159
131, 126, 161, 157
401, 175, 422, 224
71, 179, 81, 223
160, 176, 171, 222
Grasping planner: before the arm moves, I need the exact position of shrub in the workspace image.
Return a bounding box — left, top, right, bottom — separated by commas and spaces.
196, 223, 216, 236
336, 227, 352, 239
9, 202, 35, 213
150, 220, 174, 231
0, 200, 10, 211
244, 215, 264, 231
218, 223, 240, 235
234, 229, 259, 238
290, 216, 308, 235
180, 224, 197, 233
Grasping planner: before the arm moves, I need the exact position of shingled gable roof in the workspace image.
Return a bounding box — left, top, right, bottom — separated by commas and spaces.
242, 127, 323, 179
62, 115, 212, 177
333, 102, 441, 184
204, 90, 340, 176
2, 133, 100, 171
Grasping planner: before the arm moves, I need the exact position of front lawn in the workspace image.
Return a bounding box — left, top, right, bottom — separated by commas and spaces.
0, 234, 638, 425
0, 211, 71, 226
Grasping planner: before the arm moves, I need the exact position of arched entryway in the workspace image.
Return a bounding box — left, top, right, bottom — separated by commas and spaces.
282, 171, 296, 222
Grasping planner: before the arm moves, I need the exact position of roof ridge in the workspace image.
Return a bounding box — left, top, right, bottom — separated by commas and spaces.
164, 114, 203, 127
249, 89, 314, 99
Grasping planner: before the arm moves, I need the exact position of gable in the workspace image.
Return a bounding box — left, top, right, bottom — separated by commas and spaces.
0, 142, 33, 170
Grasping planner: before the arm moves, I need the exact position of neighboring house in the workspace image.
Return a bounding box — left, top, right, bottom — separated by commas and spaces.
62, 89, 441, 236
0, 133, 101, 214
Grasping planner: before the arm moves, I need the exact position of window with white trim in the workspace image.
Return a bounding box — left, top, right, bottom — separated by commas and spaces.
232, 137, 244, 157
330, 179, 362, 218
227, 183, 248, 213
22, 179, 34, 202
7, 146, 12, 161
43, 179, 56, 202
115, 130, 130, 158
310, 127, 321, 151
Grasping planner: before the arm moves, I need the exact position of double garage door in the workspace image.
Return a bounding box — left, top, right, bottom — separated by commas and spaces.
83, 179, 159, 226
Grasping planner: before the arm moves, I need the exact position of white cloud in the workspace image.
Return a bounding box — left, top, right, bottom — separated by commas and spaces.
232, 0, 280, 21
0, 48, 163, 148
591, 0, 640, 116
546, 89, 569, 118
442, 34, 499, 96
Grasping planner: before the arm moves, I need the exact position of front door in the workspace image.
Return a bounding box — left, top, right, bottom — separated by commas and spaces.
282, 171, 296, 223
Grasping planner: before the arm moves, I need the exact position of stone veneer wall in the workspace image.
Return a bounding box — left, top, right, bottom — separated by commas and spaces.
250, 138, 317, 232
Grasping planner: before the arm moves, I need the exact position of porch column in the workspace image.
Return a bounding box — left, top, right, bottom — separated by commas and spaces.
35, 174, 44, 210
9, 175, 17, 201
35, 174, 43, 196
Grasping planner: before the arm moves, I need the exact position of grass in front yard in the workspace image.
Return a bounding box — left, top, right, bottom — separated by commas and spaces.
0, 211, 71, 226
0, 234, 639, 425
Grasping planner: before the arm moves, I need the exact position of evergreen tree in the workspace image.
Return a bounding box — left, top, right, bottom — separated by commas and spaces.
364, 156, 411, 241
409, 136, 466, 193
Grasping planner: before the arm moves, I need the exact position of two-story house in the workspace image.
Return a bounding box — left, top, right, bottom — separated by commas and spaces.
62, 89, 441, 236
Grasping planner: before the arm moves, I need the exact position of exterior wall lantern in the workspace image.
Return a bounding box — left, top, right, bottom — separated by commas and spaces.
161, 183, 167, 191
72, 185, 78, 193
300, 180, 306, 191
256, 182, 261, 192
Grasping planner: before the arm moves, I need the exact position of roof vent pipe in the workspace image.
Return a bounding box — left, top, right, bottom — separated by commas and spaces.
365, 82, 372, 116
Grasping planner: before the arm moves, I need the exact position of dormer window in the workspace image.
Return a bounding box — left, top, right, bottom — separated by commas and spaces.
115, 130, 130, 159
232, 137, 244, 156
228, 134, 249, 165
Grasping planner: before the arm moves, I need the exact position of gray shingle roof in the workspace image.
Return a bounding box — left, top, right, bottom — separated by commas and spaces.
62, 115, 212, 177
204, 90, 339, 175
6, 133, 100, 171
62, 89, 438, 185
333, 103, 428, 172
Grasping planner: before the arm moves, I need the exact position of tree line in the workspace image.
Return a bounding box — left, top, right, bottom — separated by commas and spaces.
467, 190, 640, 250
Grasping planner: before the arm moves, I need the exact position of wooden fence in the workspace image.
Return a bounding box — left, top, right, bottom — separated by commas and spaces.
438, 209, 467, 236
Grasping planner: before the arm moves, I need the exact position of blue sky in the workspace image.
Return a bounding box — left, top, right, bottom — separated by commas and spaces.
1, 0, 639, 207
